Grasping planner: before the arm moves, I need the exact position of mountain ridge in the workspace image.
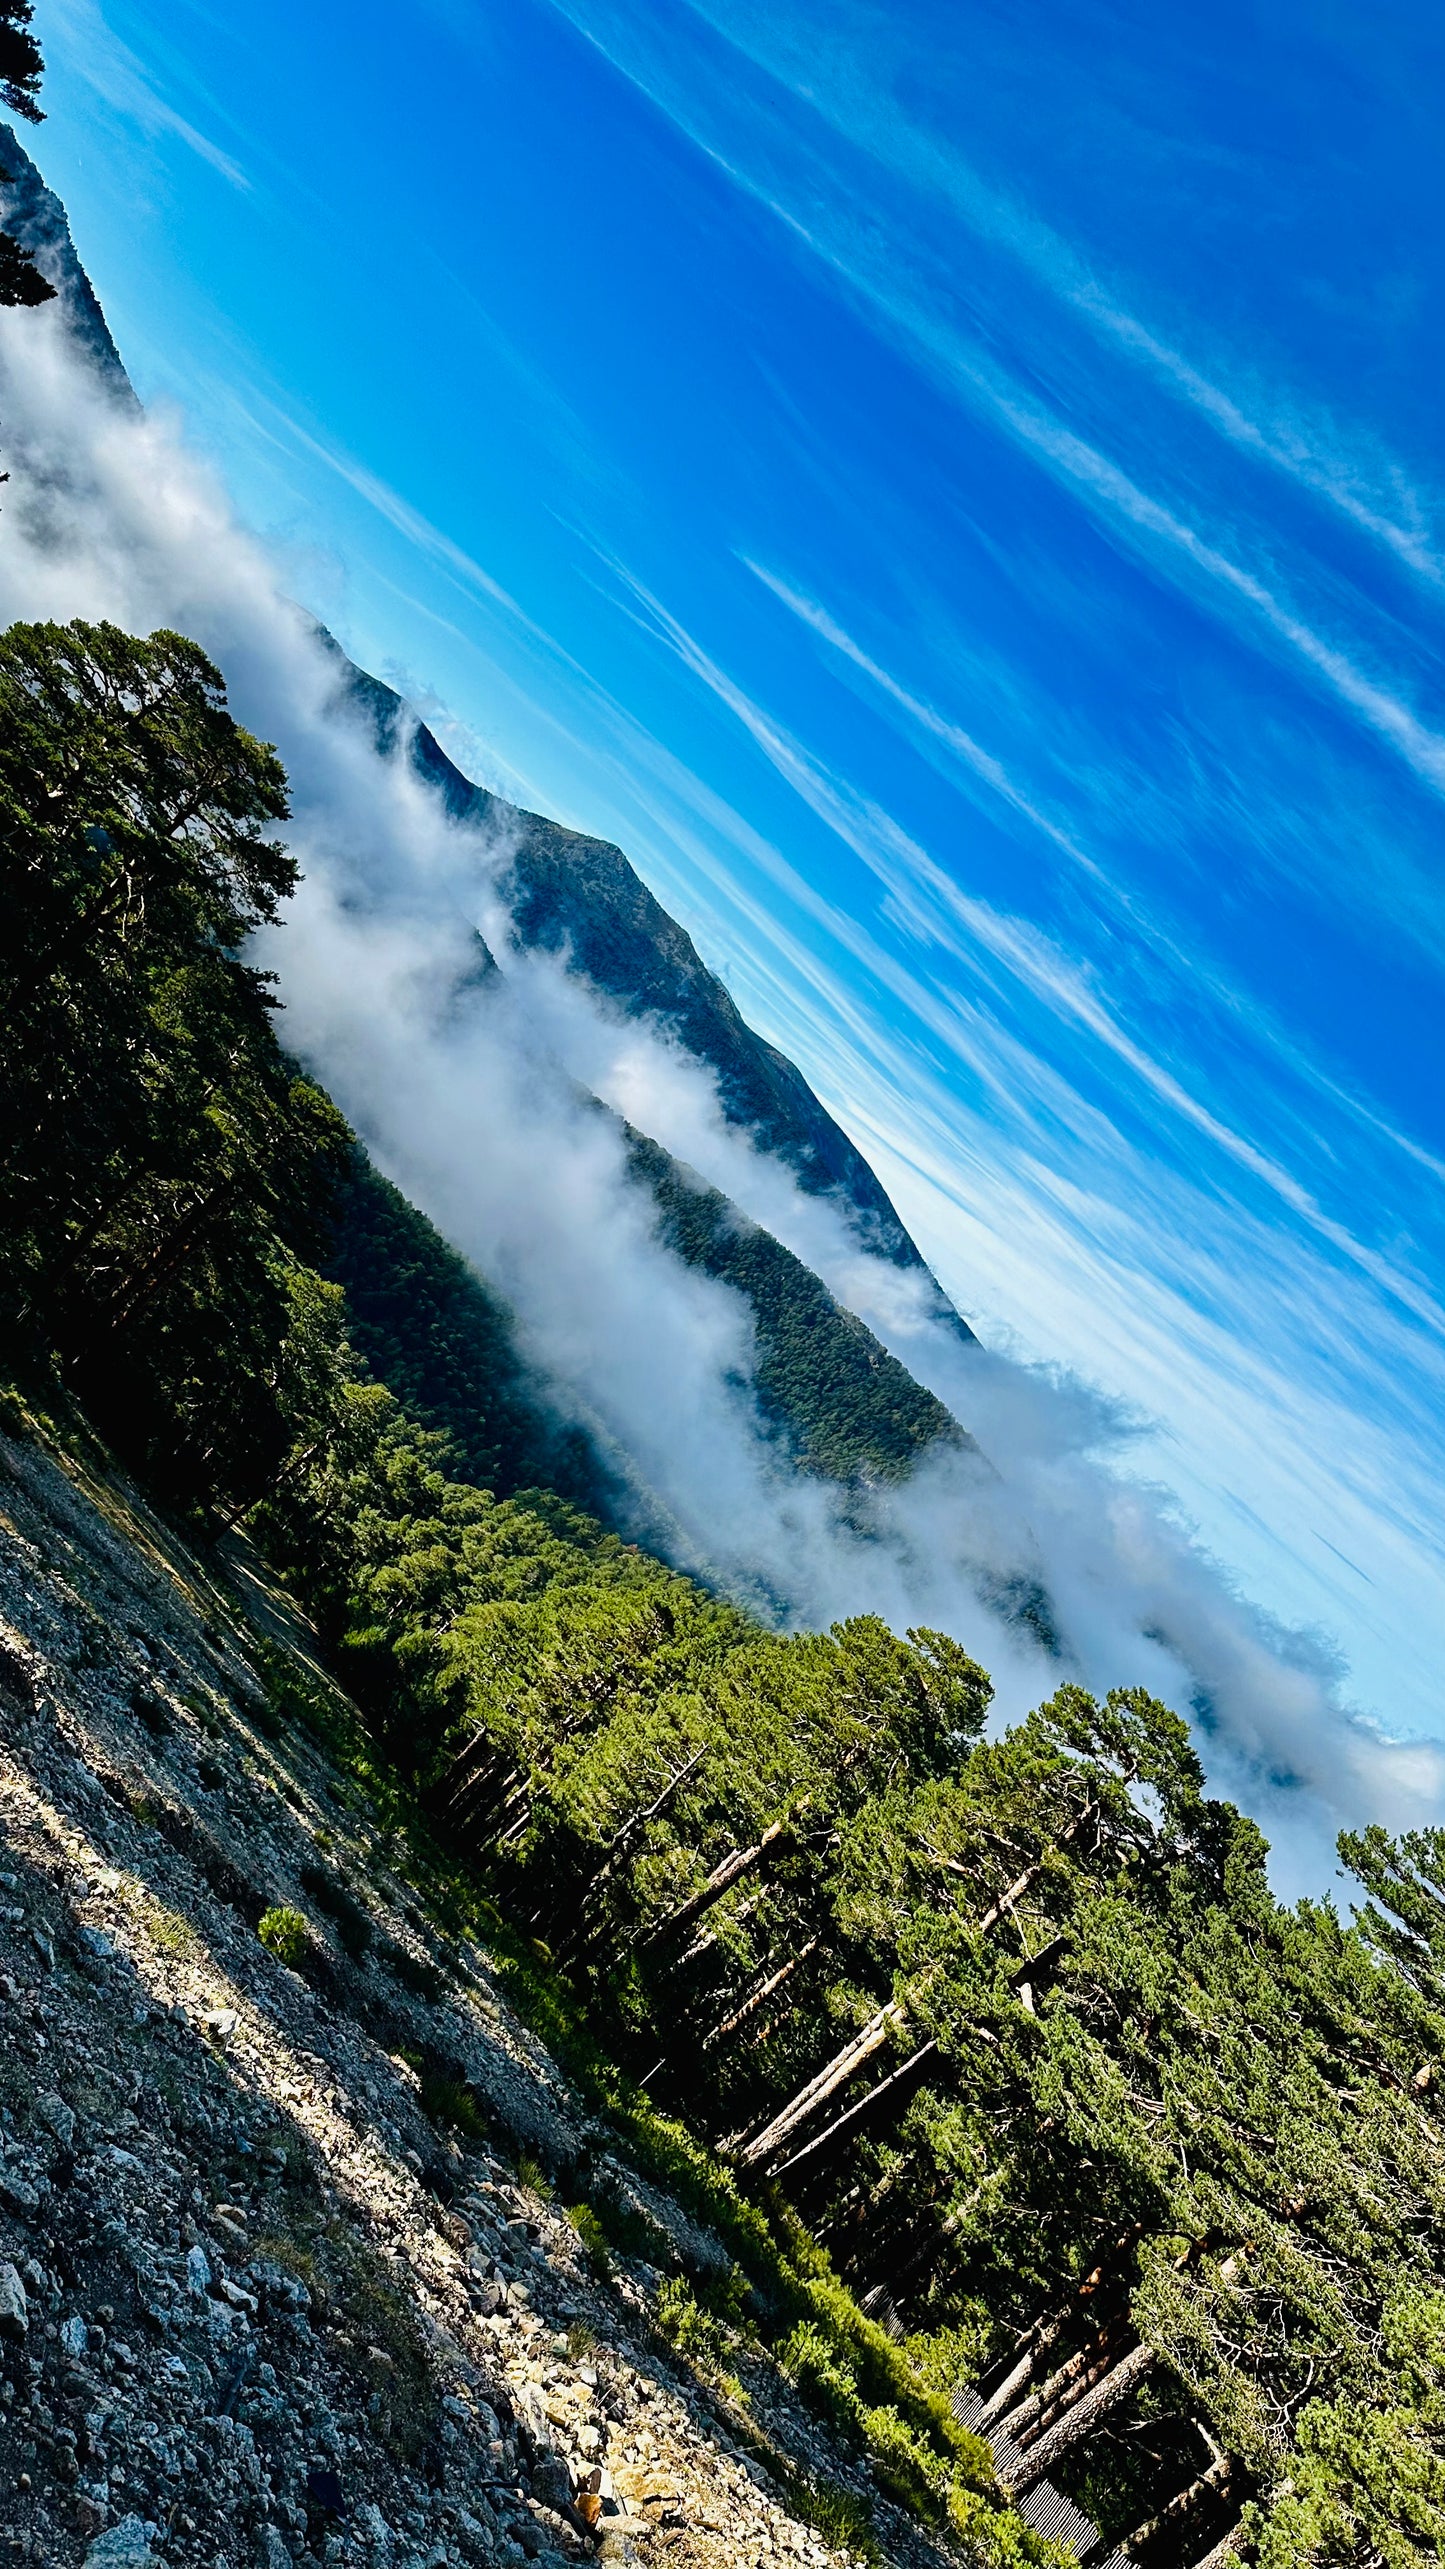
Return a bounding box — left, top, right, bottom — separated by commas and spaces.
0, 120, 134, 395
327, 642, 972, 1320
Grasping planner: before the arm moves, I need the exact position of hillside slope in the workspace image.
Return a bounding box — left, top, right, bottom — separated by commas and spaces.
0, 1413, 957, 2569
0, 121, 133, 395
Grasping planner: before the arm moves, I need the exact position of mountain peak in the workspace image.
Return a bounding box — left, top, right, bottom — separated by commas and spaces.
0, 123, 135, 399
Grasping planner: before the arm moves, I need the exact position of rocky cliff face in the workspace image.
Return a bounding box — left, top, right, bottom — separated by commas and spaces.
0, 125, 134, 397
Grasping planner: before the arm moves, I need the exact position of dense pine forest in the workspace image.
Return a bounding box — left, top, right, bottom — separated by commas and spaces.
5, 612, 1445, 2567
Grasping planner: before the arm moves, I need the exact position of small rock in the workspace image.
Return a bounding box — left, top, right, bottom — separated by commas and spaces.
530, 2458, 573, 2515
201, 2007, 239, 2043
0, 2260, 28, 2340
258, 2530, 293, 2568
60, 2312, 88, 2357
187, 2244, 212, 2296
38, 2091, 77, 2149
84, 2518, 158, 2568
29, 1924, 56, 1970
78, 1927, 114, 1959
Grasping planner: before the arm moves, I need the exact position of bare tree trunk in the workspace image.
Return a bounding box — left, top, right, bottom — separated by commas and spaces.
973, 1796, 1100, 1937
1188, 2521, 1246, 2569
557, 1747, 708, 1958
738, 2000, 905, 2166
1119, 2449, 1243, 2557
1001, 2339, 1155, 2493
996, 2326, 1122, 2445
774, 2039, 939, 2176
972, 2224, 1143, 2430
642, 1819, 790, 1950
703, 1942, 817, 2050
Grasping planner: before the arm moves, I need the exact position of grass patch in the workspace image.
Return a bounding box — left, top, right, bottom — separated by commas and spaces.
258, 1904, 310, 1969
568, 2202, 612, 2277
333, 2247, 440, 2462
419, 2069, 487, 2139
255, 1637, 355, 1750
656, 2274, 746, 2398
144, 1899, 201, 1959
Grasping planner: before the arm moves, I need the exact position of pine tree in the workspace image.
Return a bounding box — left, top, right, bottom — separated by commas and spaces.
0, 2, 55, 309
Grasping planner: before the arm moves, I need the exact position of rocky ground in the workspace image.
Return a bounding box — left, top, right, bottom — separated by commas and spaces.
0, 1419, 959, 2569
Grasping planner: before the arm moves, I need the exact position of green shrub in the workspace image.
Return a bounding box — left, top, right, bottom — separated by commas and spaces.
258, 1905, 309, 1969
418, 2070, 487, 2138
859, 2404, 946, 2512
568, 2202, 613, 2277
656, 2275, 745, 2398
780, 2319, 862, 2437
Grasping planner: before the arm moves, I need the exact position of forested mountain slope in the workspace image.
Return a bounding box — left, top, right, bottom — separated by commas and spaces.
333, 648, 959, 1296
4, 98, 1442, 2568
323, 643, 983, 1483
6, 606, 1445, 2569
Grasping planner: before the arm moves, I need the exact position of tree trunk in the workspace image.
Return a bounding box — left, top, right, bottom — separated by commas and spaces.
891, 2190, 979, 2302
1001, 2339, 1155, 2493
100, 1172, 237, 1333
974, 1796, 1100, 1937
558, 1747, 708, 1958
738, 2000, 905, 2166
996, 2326, 1122, 2445
1188, 2521, 1246, 2569
703, 1942, 817, 2051
774, 2039, 939, 2177
1119, 2449, 1243, 2558
642, 1819, 790, 1950
972, 2224, 1143, 2429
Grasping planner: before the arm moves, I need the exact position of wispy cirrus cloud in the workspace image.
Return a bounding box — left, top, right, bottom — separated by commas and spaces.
678, 0, 1445, 587
46, 0, 250, 187
602, 555, 1445, 1338
548, 0, 1445, 805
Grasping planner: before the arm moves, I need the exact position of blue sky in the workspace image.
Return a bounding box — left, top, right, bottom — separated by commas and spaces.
29, 0, 1445, 1748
